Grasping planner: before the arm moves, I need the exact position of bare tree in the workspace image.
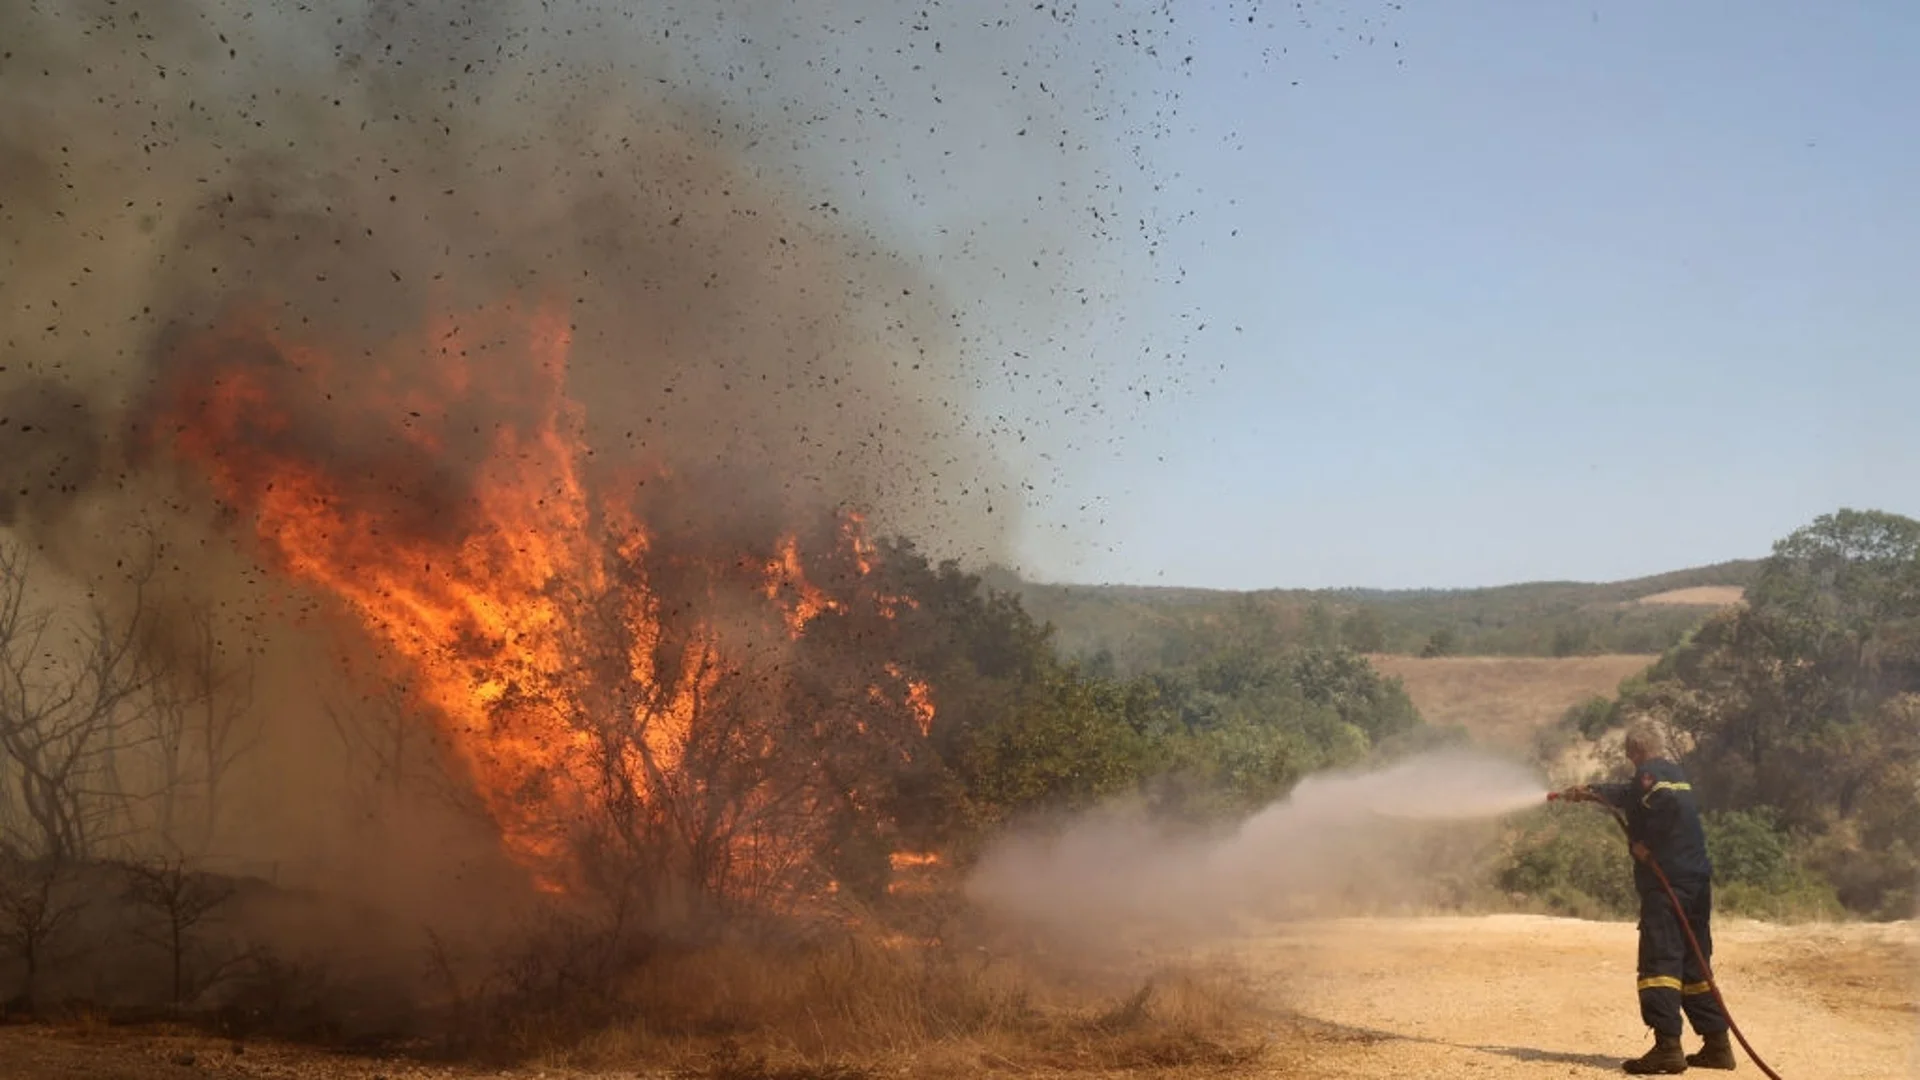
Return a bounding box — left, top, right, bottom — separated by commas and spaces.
192, 613, 257, 854
123, 855, 249, 1009
321, 677, 420, 797
0, 539, 157, 861
149, 601, 259, 854
0, 855, 86, 1012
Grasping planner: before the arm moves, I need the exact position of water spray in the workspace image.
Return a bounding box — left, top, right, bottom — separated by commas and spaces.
968, 749, 1555, 931
972, 750, 1791, 1077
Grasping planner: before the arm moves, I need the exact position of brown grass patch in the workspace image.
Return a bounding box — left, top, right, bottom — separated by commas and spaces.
1634, 585, 1745, 607
1370, 654, 1653, 748
508, 931, 1270, 1078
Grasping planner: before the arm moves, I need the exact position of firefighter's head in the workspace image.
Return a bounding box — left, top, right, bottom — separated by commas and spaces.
1622, 720, 1667, 767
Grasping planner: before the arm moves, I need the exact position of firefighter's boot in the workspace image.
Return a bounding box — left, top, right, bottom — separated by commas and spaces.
1686, 1030, 1736, 1070
1622, 1032, 1689, 1074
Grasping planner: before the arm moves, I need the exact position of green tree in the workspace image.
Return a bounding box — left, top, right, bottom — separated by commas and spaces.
1610, 509, 1920, 915
1301, 602, 1337, 649
866, 537, 1433, 855
1563, 695, 1617, 740
1288, 647, 1419, 743
1340, 606, 1388, 653
955, 668, 1153, 826
1550, 621, 1592, 658
1499, 808, 1638, 917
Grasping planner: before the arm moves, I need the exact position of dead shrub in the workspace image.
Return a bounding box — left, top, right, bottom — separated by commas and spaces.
446, 904, 1268, 1075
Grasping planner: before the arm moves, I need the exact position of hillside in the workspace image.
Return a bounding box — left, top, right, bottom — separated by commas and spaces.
986, 560, 1758, 668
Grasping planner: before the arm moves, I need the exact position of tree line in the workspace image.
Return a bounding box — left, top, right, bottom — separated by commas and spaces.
1535, 509, 1918, 919
992, 561, 1759, 667
846, 539, 1426, 878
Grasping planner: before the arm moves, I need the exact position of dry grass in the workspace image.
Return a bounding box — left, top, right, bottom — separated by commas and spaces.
1370, 654, 1654, 748
1634, 585, 1745, 607
505, 929, 1270, 1078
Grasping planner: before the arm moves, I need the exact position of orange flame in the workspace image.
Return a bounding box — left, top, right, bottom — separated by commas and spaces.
153, 299, 931, 895
842, 512, 879, 576
163, 304, 622, 869
764, 534, 837, 635
886, 850, 943, 897
906, 676, 937, 738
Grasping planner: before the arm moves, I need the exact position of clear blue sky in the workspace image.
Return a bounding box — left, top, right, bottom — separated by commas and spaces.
653, 2, 1915, 591
971, 2, 1919, 589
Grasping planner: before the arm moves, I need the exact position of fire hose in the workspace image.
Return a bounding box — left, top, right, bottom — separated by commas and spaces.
1546, 789, 1785, 1080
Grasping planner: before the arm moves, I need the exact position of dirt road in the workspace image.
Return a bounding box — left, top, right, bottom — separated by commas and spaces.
1241, 914, 1919, 1078
2, 915, 1913, 1078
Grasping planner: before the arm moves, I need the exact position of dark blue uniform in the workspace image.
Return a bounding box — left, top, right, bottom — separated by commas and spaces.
1591, 758, 1728, 1039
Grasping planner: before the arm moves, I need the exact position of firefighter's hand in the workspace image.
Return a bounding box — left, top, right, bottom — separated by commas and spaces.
1630, 841, 1652, 863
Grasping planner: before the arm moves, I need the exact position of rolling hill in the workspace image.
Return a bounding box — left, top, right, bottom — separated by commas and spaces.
984, 560, 1758, 668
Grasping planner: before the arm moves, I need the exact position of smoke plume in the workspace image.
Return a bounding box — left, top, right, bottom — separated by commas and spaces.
2, 1, 1029, 555
967, 750, 1548, 941
0, 0, 1185, 931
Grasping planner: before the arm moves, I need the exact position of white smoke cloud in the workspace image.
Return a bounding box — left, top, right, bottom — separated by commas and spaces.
967, 749, 1548, 941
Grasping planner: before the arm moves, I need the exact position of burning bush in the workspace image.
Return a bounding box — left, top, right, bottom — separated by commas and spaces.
136, 297, 960, 915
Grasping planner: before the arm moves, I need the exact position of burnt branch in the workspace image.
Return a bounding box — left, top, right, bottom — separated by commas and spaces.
122, 854, 245, 1009
0, 855, 87, 1012
0, 538, 161, 861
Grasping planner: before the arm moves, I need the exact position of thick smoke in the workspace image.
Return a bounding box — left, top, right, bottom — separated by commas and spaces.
1, 0, 1032, 556
967, 750, 1549, 942
0, 0, 1180, 928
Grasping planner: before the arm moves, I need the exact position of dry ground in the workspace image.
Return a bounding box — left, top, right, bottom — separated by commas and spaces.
1369, 654, 1654, 749
4, 915, 1912, 1079
1231, 914, 1919, 1079
1635, 586, 1746, 608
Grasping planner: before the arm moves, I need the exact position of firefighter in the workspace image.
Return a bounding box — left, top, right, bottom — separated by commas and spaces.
1553, 721, 1737, 1073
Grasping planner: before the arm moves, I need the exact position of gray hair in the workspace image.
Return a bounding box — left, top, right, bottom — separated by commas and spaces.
1623, 720, 1668, 761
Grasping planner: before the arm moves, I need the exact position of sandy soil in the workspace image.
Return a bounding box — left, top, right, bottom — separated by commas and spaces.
4, 915, 1911, 1078
1238, 914, 1920, 1079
